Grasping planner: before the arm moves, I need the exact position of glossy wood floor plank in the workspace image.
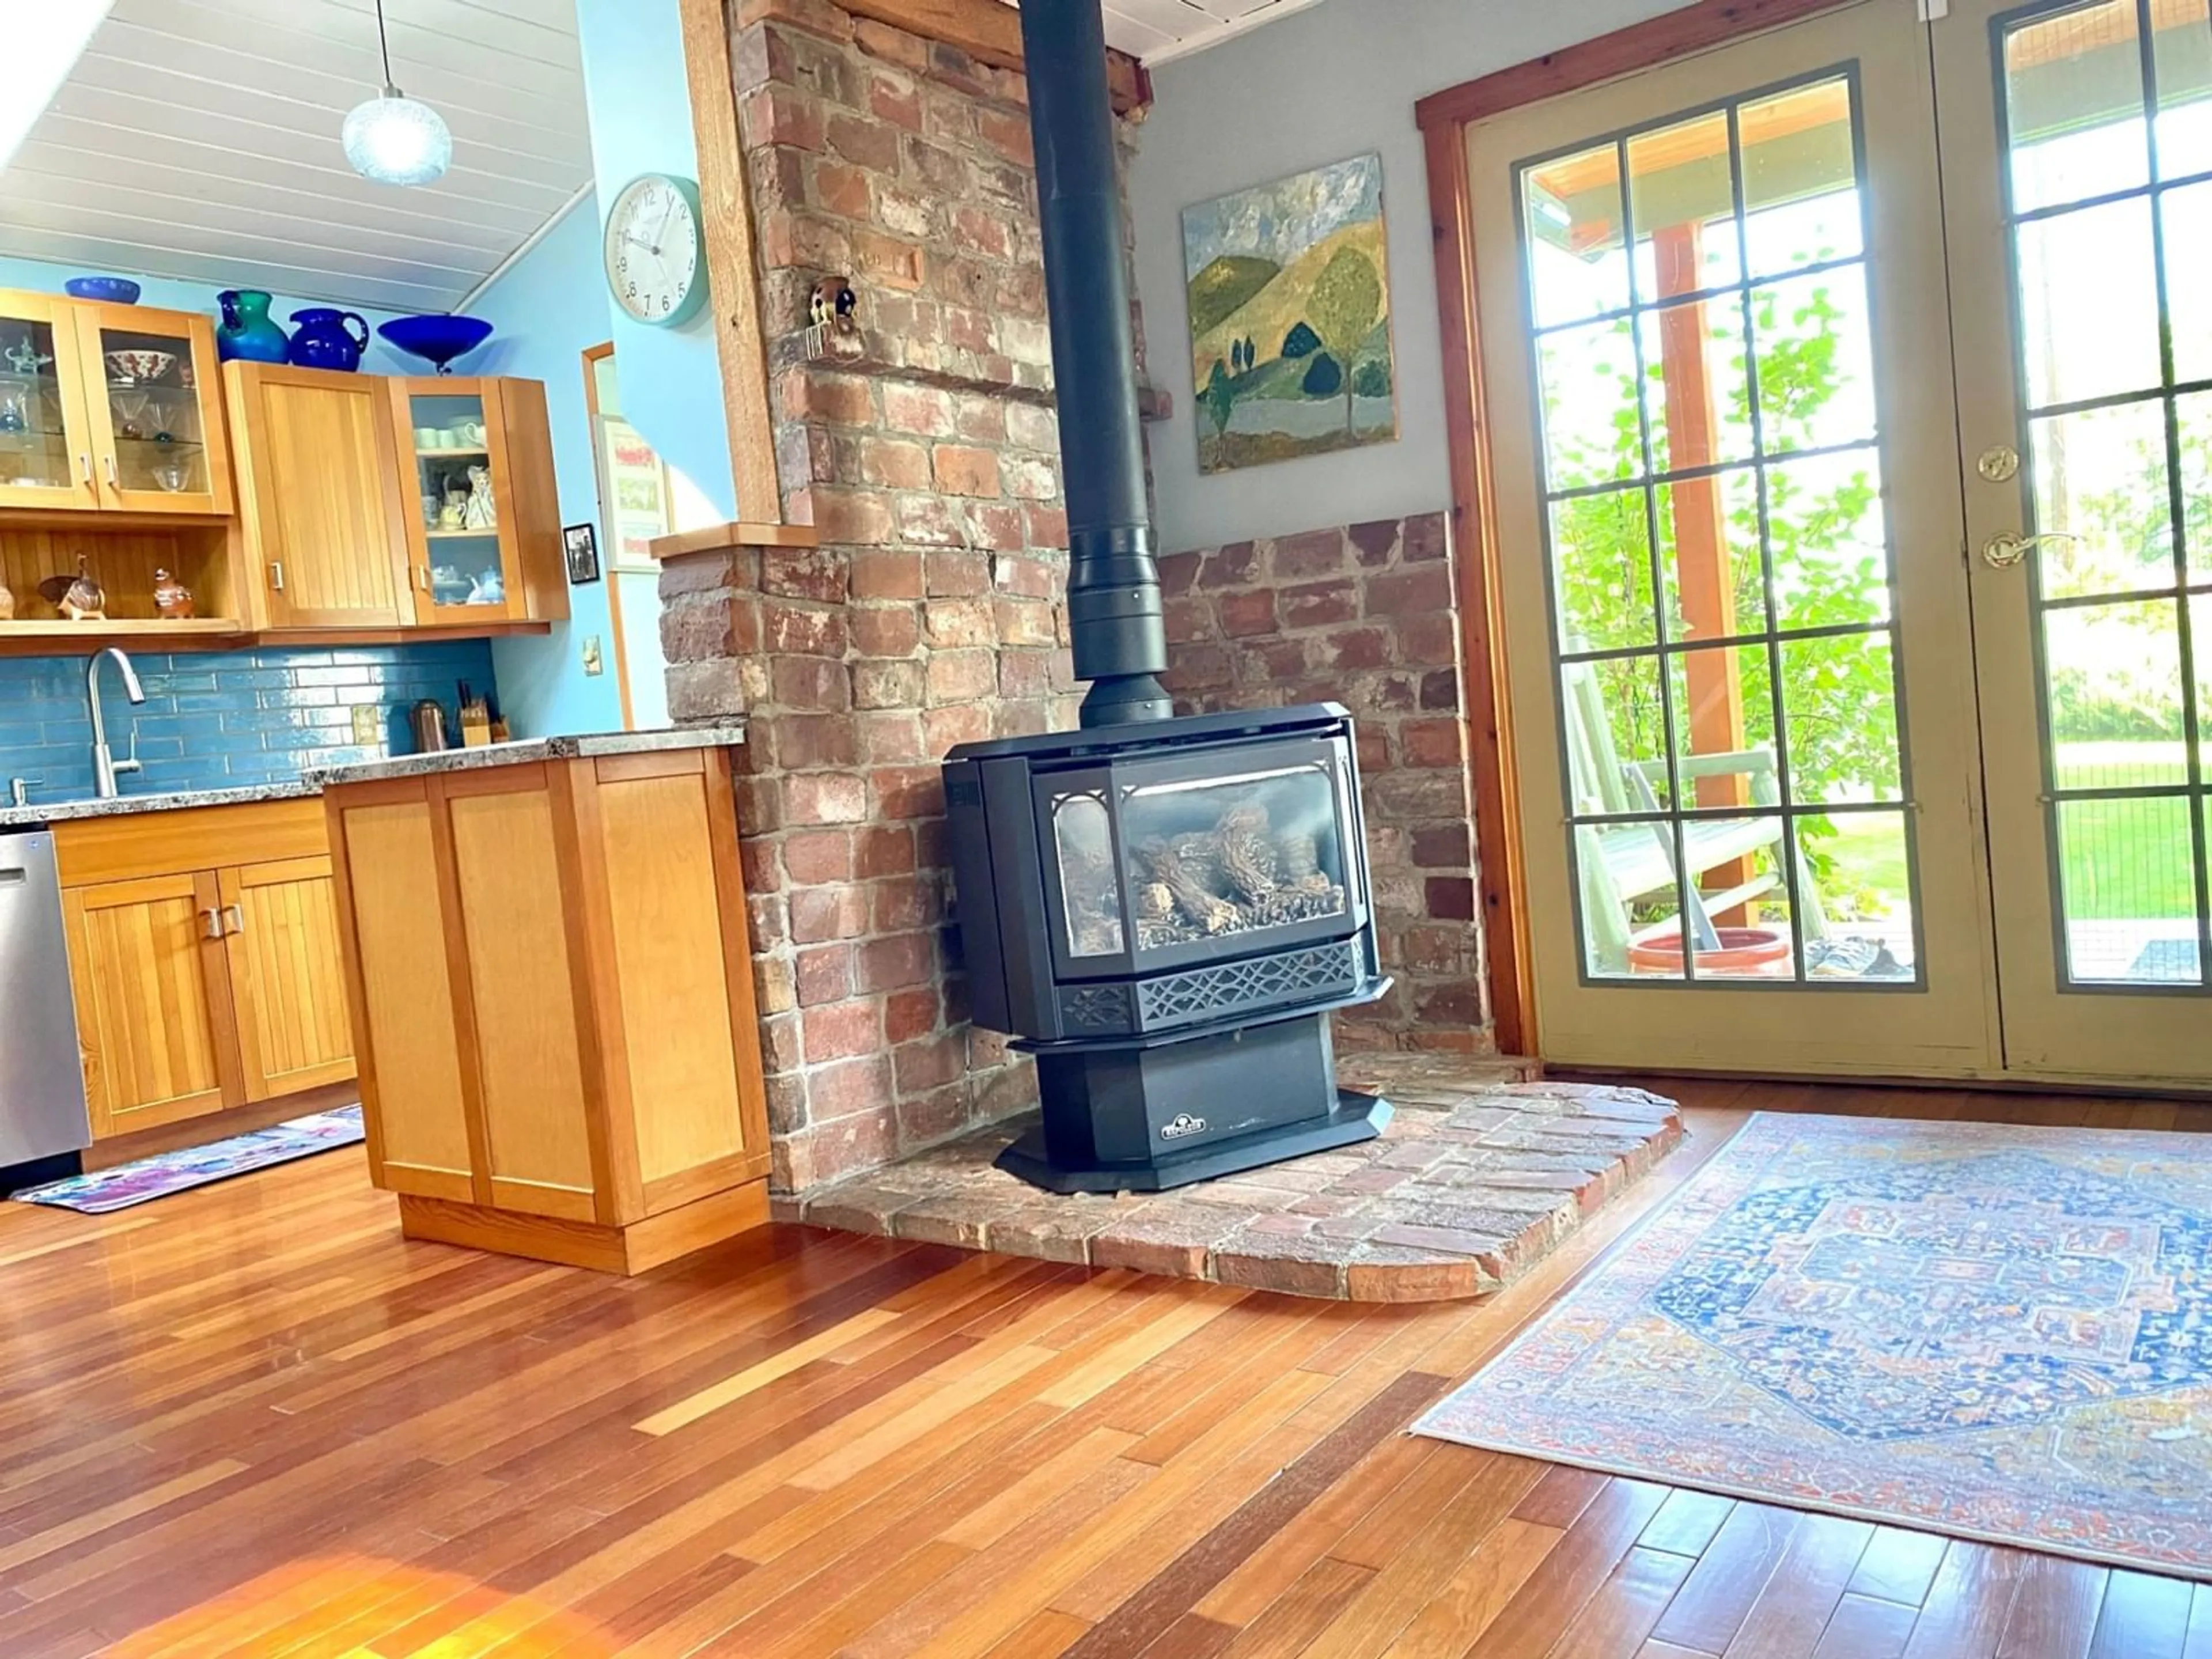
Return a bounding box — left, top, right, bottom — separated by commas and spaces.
1, 1081, 2205, 1658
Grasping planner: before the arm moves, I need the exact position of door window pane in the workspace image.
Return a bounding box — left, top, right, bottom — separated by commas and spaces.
2174, 392, 2212, 580
1639, 293, 1755, 475
1752, 267, 1878, 453
1628, 111, 1743, 297
2056, 796, 2203, 983
2029, 399, 2176, 599
1576, 818, 1688, 979
1657, 469, 1766, 642
2151, 0, 2212, 181
1525, 142, 1631, 328
1742, 77, 1863, 278
2161, 181, 2212, 381
2044, 600, 2186, 790
0, 313, 71, 491
1537, 317, 1642, 490
1810, 809, 1919, 978
1668, 643, 1779, 813
2004, 0, 2150, 213
2016, 199, 2162, 408
1562, 654, 1675, 812
1767, 446, 1890, 630
1781, 630, 1904, 804
1553, 490, 1657, 653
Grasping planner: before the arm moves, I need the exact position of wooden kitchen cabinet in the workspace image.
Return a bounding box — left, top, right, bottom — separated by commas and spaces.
62, 870, 239, 1138
0, 288, 233, 518
324, 740, 769, 1272
221, 855, 357, 1102
387, 376, 567, 625
224, 362, 411, 628
54, 798, 356, 1141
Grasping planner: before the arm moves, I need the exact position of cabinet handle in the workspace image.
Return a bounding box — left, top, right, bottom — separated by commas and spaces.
200, 907, 224, 942
77, 452, 92, 487
222, 904, 244, 936
102, 454, 118, 488
269, 560, 285, 593
413, 566, 430, 592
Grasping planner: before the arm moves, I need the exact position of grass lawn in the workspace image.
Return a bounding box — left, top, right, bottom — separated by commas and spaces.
1816, 742, 2205, 923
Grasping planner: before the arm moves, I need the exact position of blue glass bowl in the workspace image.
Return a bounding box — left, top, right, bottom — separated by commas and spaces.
65, 275, 141, 304
376, 315, 494, 374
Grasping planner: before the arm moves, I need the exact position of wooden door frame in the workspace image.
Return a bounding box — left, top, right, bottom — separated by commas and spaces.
581, 340, 637, 733
1415, 0, 1862, 1056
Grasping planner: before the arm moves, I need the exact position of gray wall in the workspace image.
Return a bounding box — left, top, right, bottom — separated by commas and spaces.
1129, 0, 1693, 554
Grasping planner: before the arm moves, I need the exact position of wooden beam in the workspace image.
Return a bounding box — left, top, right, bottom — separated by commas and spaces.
832, 0, 1152, 114
679, 0, 786, 525
1415, 0, 1857, 131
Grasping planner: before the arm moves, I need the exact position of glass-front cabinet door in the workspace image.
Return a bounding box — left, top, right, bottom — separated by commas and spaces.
391, 377, 524, 620
0, 290, 97, 511
70, 302, 232, 516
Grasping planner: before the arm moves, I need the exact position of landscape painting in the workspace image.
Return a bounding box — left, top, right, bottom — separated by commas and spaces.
1182, 152, 1397, 474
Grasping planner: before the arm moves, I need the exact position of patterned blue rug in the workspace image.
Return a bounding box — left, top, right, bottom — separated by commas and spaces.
1417, 1112, 2212, 1577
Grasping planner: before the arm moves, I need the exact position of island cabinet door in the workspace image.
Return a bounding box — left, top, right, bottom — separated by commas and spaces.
325, 784, 479, 1203
62, 873, 241, 1138
218, 857, 356, 1103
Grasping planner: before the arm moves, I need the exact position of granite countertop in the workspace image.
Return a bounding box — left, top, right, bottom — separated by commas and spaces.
0, 779, 323, 831
303, 726, 749, 787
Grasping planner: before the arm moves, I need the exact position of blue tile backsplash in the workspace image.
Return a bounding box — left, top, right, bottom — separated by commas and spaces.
0, 642, 497, 805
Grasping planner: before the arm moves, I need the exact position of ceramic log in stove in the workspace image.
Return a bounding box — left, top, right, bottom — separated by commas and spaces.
945, 706, 1393, 1192
941, 0, 1393, 1192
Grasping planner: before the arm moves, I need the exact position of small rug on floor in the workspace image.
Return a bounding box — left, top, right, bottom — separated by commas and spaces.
1416, 1111, 2212, 1578
11, 1105, 364, 1215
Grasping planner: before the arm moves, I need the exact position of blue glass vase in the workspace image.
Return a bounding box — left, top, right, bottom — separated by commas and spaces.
214, 290, 289, 363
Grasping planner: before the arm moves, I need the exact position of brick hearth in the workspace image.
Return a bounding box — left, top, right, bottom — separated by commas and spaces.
774, 1056, 1684, 1301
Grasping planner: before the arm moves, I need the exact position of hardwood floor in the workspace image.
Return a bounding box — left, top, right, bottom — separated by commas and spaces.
2, 1077, 2207, 1658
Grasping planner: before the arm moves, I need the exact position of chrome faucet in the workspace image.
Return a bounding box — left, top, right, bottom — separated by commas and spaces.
88, 647, 145, 800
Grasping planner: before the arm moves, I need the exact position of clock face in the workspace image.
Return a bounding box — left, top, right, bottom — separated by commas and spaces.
605, 174, 703, 327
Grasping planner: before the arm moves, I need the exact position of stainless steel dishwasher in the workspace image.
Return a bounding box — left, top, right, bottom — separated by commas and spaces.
0, 828, 92, 1190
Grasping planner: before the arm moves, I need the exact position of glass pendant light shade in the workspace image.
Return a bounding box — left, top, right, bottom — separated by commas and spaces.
343, 86, 450, 186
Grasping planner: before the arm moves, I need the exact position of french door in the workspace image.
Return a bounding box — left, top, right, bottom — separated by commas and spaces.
1467, 0, 2212, 1084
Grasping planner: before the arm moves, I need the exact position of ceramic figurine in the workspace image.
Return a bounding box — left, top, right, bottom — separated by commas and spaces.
467, 569, 505, 605
438, 490, 467, 531
0, 578, 14, 621
152, 569, 195, 619
37, 556, 106, 622
3, 336, 53, 377
463, 464, 497, 530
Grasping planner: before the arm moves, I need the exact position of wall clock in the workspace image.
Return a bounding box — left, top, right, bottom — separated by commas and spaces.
604, 173, 706, 328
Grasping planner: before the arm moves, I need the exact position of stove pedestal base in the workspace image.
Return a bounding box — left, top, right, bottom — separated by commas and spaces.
997, 1009, 1392, 1194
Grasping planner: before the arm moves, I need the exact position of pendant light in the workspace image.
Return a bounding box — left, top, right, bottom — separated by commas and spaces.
342, 0, 451, 187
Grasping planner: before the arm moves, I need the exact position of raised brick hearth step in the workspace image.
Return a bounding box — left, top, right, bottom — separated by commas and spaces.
774, 1055, 1684, 1301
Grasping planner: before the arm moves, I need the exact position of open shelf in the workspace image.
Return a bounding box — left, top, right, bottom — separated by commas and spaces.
415, 447, 490, 458
0, 618, 246, 655
424, 527, 499, 539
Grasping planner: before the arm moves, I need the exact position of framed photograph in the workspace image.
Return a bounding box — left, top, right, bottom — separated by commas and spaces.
1181, 151, 1398, 474
563, 522, 602, 585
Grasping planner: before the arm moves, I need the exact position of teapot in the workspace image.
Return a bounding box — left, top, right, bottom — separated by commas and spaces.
287, 308, 372, 373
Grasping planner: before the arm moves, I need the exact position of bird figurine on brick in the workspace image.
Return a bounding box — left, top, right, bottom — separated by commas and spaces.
37, 556, 106, 622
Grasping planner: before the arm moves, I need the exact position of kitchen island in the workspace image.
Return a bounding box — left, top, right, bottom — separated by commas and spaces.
311, 728, 770, 1273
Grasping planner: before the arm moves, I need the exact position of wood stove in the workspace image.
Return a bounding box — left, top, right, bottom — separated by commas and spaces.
941, 0, 1393, 1192
946, 706, 1392, 1192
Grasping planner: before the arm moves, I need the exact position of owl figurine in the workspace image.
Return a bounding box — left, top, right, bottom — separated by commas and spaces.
37, 556, 106, 622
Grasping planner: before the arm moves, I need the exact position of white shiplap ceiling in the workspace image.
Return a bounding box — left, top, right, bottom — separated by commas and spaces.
1049, 0, 1325, 65
0, 0, 593, 315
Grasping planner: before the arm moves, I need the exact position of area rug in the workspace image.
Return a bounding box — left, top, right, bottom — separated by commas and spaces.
1415, 1112, 2212, 1578
10, 1105, 364, 1215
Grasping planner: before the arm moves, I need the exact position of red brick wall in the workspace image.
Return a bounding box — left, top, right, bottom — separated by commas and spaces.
1159, 513, 1491, 1052
660, 0, 1127, 1192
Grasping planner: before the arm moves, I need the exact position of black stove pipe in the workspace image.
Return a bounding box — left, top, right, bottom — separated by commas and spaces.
1016, 0, 1173, 727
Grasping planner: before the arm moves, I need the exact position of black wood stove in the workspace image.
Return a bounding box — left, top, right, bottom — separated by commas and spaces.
942, 0, 1393, 1194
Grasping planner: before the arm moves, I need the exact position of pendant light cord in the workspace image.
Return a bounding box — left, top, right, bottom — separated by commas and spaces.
374, 0, 396, 92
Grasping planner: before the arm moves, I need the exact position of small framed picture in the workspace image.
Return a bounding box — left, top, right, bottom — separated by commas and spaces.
563, 522, 601, 585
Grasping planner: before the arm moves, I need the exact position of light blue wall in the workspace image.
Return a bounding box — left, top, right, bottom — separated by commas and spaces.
574, 0, 738, 521
0, 255, 424, 376
467, 194, 626, 738
1128, 0, 1693, 552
